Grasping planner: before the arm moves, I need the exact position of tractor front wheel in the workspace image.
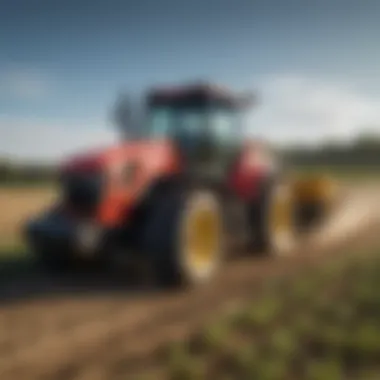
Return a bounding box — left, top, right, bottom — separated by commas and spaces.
142, 188, 225, 288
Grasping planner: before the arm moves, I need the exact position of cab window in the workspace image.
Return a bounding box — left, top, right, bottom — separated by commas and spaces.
209, 109, 241, 146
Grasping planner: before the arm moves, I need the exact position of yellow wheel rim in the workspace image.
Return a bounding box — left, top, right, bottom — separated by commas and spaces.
182, 204, 220, 273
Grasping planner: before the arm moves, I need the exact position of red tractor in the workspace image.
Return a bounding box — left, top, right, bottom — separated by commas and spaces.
24, 83, 335, 287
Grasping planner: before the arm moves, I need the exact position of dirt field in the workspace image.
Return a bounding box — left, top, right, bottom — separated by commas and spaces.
0, 183, 380, 380
0, 187, 56, 247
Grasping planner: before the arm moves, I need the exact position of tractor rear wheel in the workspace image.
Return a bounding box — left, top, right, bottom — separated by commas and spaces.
250, 179, 297, 257
142, 188, 225, 288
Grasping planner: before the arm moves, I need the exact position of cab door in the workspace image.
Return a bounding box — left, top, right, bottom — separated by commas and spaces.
205, 108, 242, 180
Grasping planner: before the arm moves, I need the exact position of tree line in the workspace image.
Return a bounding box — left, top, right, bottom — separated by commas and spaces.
1, 132, 379, 185
0, 160, 58, 185
284, 133, 380, 168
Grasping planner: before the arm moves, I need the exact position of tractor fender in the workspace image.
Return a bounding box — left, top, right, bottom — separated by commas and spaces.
228, 142, 280, 201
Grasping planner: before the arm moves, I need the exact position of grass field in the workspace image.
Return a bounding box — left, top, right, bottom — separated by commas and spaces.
149, 247, 380, 380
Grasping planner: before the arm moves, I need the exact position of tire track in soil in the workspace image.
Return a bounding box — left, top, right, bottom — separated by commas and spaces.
1, 184, 380, 380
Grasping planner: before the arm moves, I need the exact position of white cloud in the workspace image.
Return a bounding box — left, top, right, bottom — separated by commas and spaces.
2, 74, 380, 162
0, 68, 51, 100
246, 74, 380, 146
0, 116, 119, 163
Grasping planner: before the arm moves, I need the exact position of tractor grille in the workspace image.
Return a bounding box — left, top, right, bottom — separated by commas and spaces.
61, 172, 103, 216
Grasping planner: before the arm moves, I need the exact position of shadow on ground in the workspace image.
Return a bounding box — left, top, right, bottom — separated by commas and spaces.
0, 248, 156, 305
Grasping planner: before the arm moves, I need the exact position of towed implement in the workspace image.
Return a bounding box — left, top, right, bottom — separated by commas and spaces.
24, 83, 337, 287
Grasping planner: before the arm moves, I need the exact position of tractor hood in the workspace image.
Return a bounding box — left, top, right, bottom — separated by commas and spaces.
59, 139, 181, 225
61, 139, 181, 177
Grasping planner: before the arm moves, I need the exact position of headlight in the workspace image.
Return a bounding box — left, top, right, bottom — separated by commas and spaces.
76, 223, 101, 255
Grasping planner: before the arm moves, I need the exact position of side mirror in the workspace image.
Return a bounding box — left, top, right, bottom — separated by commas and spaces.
112, 92, 145, 140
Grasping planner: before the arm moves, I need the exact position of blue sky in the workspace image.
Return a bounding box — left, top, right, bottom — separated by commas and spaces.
1, 0, 380, 162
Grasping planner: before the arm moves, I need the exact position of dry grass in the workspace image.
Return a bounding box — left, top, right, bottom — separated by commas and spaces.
0, 186, 57, 249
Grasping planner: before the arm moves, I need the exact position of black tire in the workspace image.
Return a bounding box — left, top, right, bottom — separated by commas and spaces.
34, 247, 101, 273
141, 187, 225, 289
249, 178, 297, 257
34, 250, 74, 273
296, 200, 327, 232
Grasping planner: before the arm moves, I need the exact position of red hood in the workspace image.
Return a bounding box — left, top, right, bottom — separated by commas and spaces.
61, 139, 176, 173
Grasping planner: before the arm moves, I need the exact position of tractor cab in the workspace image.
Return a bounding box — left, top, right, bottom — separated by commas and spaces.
146, 83, 253, 179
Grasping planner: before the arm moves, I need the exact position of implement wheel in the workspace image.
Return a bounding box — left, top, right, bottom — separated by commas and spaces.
251, 179, 297, 257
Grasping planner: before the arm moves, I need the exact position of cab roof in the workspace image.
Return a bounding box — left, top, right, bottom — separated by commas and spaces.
147, 82, 254, 109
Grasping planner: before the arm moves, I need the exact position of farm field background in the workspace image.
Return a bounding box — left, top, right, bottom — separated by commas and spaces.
0, 166, 380, 380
